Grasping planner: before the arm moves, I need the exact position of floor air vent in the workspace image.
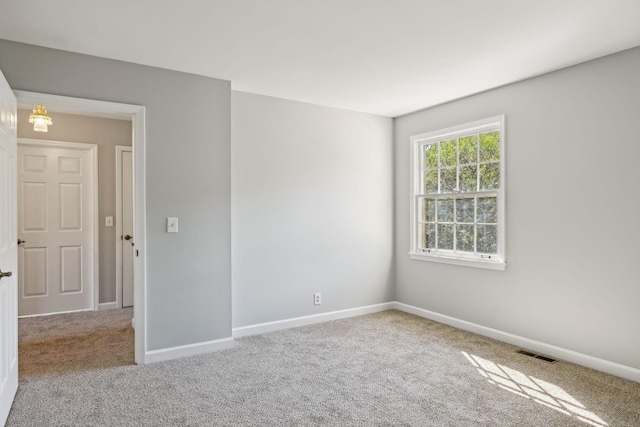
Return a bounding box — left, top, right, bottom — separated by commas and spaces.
516, 349, 557, 363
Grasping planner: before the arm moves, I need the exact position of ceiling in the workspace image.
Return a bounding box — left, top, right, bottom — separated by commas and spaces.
1, 0, 639, 117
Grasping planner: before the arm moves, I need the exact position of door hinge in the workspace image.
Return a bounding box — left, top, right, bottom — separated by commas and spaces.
136, 249, 139, 257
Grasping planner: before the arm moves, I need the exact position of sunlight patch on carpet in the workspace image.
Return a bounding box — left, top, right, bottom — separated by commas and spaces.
462, 351, 608, 427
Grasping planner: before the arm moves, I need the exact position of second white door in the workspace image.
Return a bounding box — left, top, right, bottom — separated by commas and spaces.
118, 147, 134, 308
17, 140, 96, 316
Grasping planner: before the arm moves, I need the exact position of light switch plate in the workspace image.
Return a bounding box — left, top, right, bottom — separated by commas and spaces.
167, 217, 178, 233
105, 216, 113, 227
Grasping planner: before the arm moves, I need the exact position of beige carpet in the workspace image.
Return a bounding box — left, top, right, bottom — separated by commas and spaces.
8, 309, 640, 426
18, 308, 134, 377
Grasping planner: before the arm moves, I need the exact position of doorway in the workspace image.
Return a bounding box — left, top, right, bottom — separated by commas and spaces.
15, 90, 147, 364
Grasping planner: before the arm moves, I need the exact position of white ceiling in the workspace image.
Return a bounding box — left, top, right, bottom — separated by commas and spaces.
1, 0, 639, 117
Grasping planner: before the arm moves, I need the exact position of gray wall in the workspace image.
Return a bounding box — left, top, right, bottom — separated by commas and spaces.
17, 110, 132, 304
394, 47, 640, 369
232, 92, 394, 326
0, 40, 232, 351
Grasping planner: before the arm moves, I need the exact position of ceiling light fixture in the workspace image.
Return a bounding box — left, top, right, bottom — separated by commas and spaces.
29, 105, 53, 132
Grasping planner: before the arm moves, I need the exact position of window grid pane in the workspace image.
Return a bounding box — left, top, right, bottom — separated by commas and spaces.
422, 132, 498, 196
439, 139, 457, 167
456, 224, 475, 252
424, 144, 438, 169
479, 131, 500, 162
424, 170, 438, 194
419, 194, 497, 256
458, 135, 478, 165
480, 162, 500, 190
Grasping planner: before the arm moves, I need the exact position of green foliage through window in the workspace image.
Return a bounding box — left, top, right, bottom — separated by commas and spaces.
423, 131, 500, 195
419, 128, 501, 255
412, 116, 504, 264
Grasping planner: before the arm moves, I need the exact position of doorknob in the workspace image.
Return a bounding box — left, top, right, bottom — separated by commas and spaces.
18, 239, 25, 245
0, 269, 12, 280
124, 235, 133, 240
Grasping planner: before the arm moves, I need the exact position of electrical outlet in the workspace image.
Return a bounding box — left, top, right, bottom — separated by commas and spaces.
314, 292, 321, 305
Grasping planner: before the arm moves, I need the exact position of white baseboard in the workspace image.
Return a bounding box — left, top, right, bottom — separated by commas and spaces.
145, 303, 393, 364
393, 302, 640, 383
141, 300, 639, 383
18, 308, 92, 318
98, 302, 118, 311
145, 337, 235, 364
232, 302, 395, 338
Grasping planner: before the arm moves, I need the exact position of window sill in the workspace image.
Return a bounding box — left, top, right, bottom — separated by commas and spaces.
409, 252, 506, 271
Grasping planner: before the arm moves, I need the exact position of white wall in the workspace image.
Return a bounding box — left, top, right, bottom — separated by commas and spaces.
232, 92, 394, 327
394, 47, 640, 369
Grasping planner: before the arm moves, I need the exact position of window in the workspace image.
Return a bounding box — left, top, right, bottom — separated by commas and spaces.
409, 116, 506, 270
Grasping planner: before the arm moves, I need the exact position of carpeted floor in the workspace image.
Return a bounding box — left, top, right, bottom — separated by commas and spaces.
18, 308, 134, 377
7, 309, 640, 426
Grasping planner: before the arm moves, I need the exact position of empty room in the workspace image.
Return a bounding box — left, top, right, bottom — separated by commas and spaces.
0, 1, 639, 426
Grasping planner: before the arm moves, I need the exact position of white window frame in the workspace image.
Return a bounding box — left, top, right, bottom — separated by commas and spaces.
409, 115, 506, 271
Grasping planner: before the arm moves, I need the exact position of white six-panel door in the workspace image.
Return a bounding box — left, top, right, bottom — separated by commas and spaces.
17, 141, 96, 316
121, 149, 134, 308
0, 70, 18, 427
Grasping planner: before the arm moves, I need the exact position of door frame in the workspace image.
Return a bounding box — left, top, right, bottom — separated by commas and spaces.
15, 90, 147, 365
17, 138, 99, 314
115, 145, 132, 309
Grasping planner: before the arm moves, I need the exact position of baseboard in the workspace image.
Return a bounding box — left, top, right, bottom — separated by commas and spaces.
18, 308, 92, 318
98, 302, 118, 311
232, 302, 395, 338
393, 302, 640, 383
142, 301, 639, 382
145, 337, 235, 364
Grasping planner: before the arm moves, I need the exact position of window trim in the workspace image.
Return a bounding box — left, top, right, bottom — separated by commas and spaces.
409, 115, 506, 271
